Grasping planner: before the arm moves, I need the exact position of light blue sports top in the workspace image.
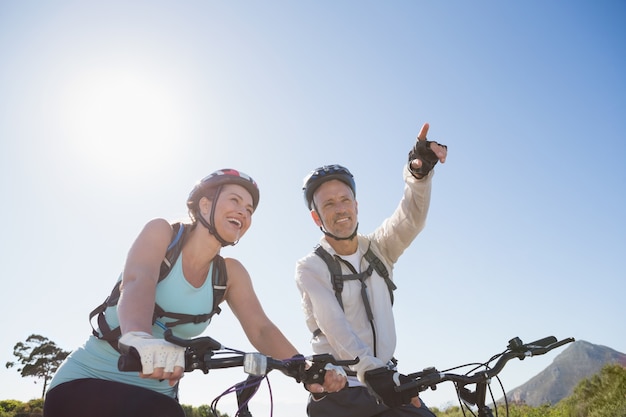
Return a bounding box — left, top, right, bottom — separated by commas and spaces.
48, 253, 215, 398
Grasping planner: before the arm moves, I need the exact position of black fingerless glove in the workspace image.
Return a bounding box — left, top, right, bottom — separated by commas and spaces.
282, 354, 307, 383
364, 367, 417, 408
408, 140, 446, 179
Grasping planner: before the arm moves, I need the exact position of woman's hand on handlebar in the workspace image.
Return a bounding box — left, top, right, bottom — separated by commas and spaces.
143, 362, 185, 387
118, 331, 185, 386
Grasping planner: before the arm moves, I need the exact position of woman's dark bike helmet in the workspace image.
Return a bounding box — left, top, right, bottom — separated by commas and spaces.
187, 169, 260, 246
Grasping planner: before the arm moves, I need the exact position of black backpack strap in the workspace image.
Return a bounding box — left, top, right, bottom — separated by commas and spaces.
314, 244, 395, 309
155, 252, 227, 316
91, 223, 229, 351
314, 245, 348, 309
363, 245, 397, 305
311, 243, 396, 358
210, 254, 227, 316
89, 279, 123, 346
91, 222, 191, 351
159, 222, 186, 281
150, 254, 226, 327
152, 306, 215, 327
313, 244, 375, 324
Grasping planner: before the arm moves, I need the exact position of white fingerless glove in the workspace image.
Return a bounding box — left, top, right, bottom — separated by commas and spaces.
118, 331, 185, 374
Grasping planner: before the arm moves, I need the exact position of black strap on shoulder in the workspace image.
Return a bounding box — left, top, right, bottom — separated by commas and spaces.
314, 245, 349, 309
90, 223, 228, 350
159, 222, 186, 279
89, 280, 124, 344
209, 254, 227, 313
312, 243, 396, 357
313, 244, 396, 310
363, 247, 397, 304
152, 254, 226, 326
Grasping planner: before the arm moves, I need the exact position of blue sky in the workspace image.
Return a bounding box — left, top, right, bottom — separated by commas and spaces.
1, 1, 624, 415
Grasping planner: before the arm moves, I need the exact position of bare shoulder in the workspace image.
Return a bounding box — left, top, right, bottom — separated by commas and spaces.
223, 257, 252, 287
137, 218, 173, 240
124, 218, 174, 281
223, 257, 248, 276
129, 218, 173, 253
142, 217, 172, 233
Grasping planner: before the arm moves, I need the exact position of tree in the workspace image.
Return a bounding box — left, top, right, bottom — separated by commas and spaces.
5, 334, 70, 399
180, 403, 229, 417
0, 399, 44, 417
554, 363, 626, 417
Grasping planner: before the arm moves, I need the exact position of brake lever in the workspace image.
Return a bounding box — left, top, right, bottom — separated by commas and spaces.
302, 361, 327, 385
301, 354, 359, 385
309, 353, 359, 367
164, 329, 223, 350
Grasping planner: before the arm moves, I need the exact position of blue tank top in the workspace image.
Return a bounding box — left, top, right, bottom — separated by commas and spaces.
49, 253, 215, 398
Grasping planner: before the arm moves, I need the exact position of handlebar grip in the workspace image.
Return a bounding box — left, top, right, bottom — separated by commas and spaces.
529, 337, 576, 356
118, 347, 142, 372
547, 337, 576, 350
526, 336, 557, 348
401, 372, 443, 393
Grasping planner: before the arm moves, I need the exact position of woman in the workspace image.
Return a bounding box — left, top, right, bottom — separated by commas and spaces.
44, 169, 345, 417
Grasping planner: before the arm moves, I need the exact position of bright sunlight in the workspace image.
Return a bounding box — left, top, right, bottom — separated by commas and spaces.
58, 67, 184, 178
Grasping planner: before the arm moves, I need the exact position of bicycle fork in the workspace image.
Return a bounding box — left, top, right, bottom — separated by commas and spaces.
459, 382, 496, 417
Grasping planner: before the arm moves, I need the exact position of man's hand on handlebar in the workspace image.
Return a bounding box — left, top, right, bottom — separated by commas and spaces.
118, 331, 185, 386
280, 354, 349, 394
305, 364, 348, 395
364, 367, 420, 408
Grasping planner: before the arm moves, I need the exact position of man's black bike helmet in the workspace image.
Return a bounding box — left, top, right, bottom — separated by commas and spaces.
302, 164, 356, 210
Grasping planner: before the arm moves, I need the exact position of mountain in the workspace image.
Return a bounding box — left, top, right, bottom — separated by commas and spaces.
505, 340, 626, 407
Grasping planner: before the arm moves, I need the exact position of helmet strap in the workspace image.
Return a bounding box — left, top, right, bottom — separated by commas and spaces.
197, 185, 237, 247
319, 223, 359, 241
312, 201, 358, 241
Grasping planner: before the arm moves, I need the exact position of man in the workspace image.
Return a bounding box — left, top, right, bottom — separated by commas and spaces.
296, 123, 447, 416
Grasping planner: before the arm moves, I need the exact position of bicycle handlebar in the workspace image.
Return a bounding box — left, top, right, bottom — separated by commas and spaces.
401, 336, 575, 394
117, 329, 359, 385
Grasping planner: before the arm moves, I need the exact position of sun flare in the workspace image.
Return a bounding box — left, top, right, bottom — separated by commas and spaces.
59, 68, 184, 177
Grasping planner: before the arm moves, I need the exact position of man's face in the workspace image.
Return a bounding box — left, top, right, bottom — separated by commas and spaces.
312, 179, 358, 239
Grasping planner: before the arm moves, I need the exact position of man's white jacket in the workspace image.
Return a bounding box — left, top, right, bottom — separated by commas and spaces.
296, 166, 433, 383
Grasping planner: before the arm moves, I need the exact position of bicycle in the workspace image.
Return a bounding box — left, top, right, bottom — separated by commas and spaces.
118, 329, 359, 417
396, 335, 575, 417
